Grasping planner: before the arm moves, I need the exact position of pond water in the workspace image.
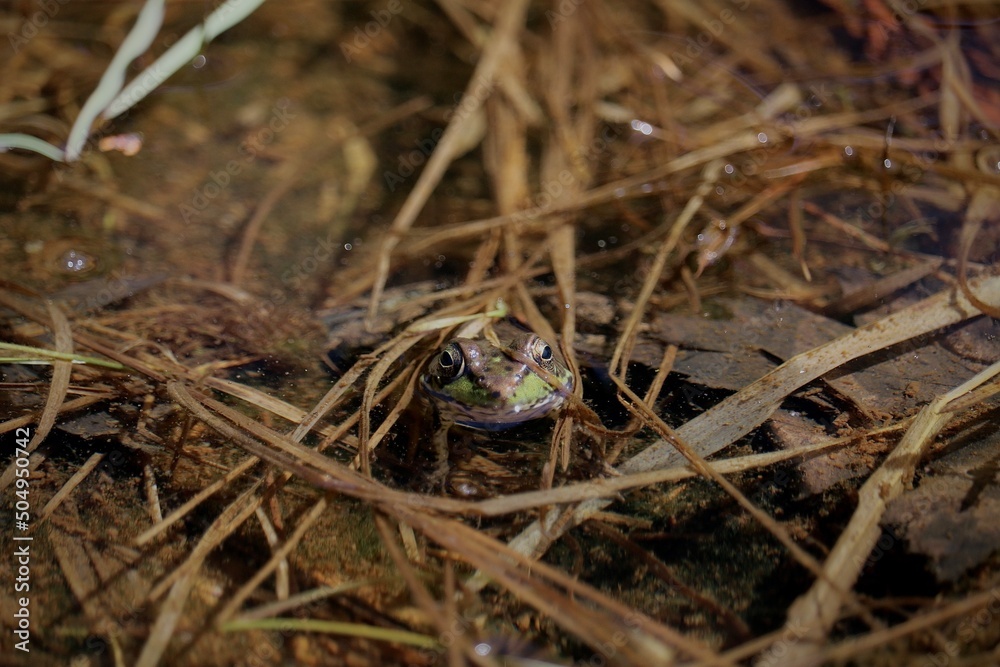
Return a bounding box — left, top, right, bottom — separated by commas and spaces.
1, 1, 999, 665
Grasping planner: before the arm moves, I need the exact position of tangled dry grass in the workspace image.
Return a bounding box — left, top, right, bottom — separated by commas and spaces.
2, 0, 1000, 665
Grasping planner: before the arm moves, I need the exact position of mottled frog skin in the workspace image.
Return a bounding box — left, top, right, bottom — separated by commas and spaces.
420, 325, 573, 430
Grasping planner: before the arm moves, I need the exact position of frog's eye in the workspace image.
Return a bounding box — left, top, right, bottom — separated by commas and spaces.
527, 335, 555, 367
435, 343, 465, 380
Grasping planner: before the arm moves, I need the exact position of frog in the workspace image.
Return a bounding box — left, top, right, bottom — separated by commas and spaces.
418, 320, 574, 492
420, 322, 574, 430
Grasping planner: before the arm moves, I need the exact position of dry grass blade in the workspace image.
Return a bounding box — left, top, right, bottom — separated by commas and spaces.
136, 566, 207, 667
204, 375, 348, 440
624, 272, 1000, 473
234, 582, 384, 623
172, 381, 471, 514
207, 360, 896, 523
539, 7, 594, 472
611, 375, 853, 604
59, 173, 168, 222
138, 482, 274, 666
0, 301, 73, 493
775, 358, 1000, 665
48, 526, 104, 620
610, 159, 722, 378
365, 368, 421, 460
587, 520, 752, 641
470, 421, 906, 516
393, 503, 712, 664
0, 393, 108, 435
229, 159, 303, 285
957, 185, 1000, 318
36, 451, 104, 526
27, 301, 72, 446
403, 125, 779, 259
358, 335, 422, 474
167, 381, 716, 661
289, 351, 379, 442
220, 617, 437, 650
146, 477, 267, 602
367, 0, 531, 324
215, 496, 332, 624
374, 516, 485, 664
818, 586, 1000, 663
253, 504, 290, 600
134, 455, 260, 547
493, 273, 1000, 584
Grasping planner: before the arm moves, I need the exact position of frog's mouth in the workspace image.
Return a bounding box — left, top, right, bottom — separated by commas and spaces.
419, 376, 568, 431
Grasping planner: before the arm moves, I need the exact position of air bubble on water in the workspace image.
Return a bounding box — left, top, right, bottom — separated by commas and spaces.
630, 119, 653, 136
61, 250, 91, 273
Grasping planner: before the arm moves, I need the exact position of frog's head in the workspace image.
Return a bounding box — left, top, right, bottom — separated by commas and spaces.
420, 332, 573, 430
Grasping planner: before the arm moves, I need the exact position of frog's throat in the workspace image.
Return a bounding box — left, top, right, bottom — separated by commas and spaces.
420, 372, 571, 429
